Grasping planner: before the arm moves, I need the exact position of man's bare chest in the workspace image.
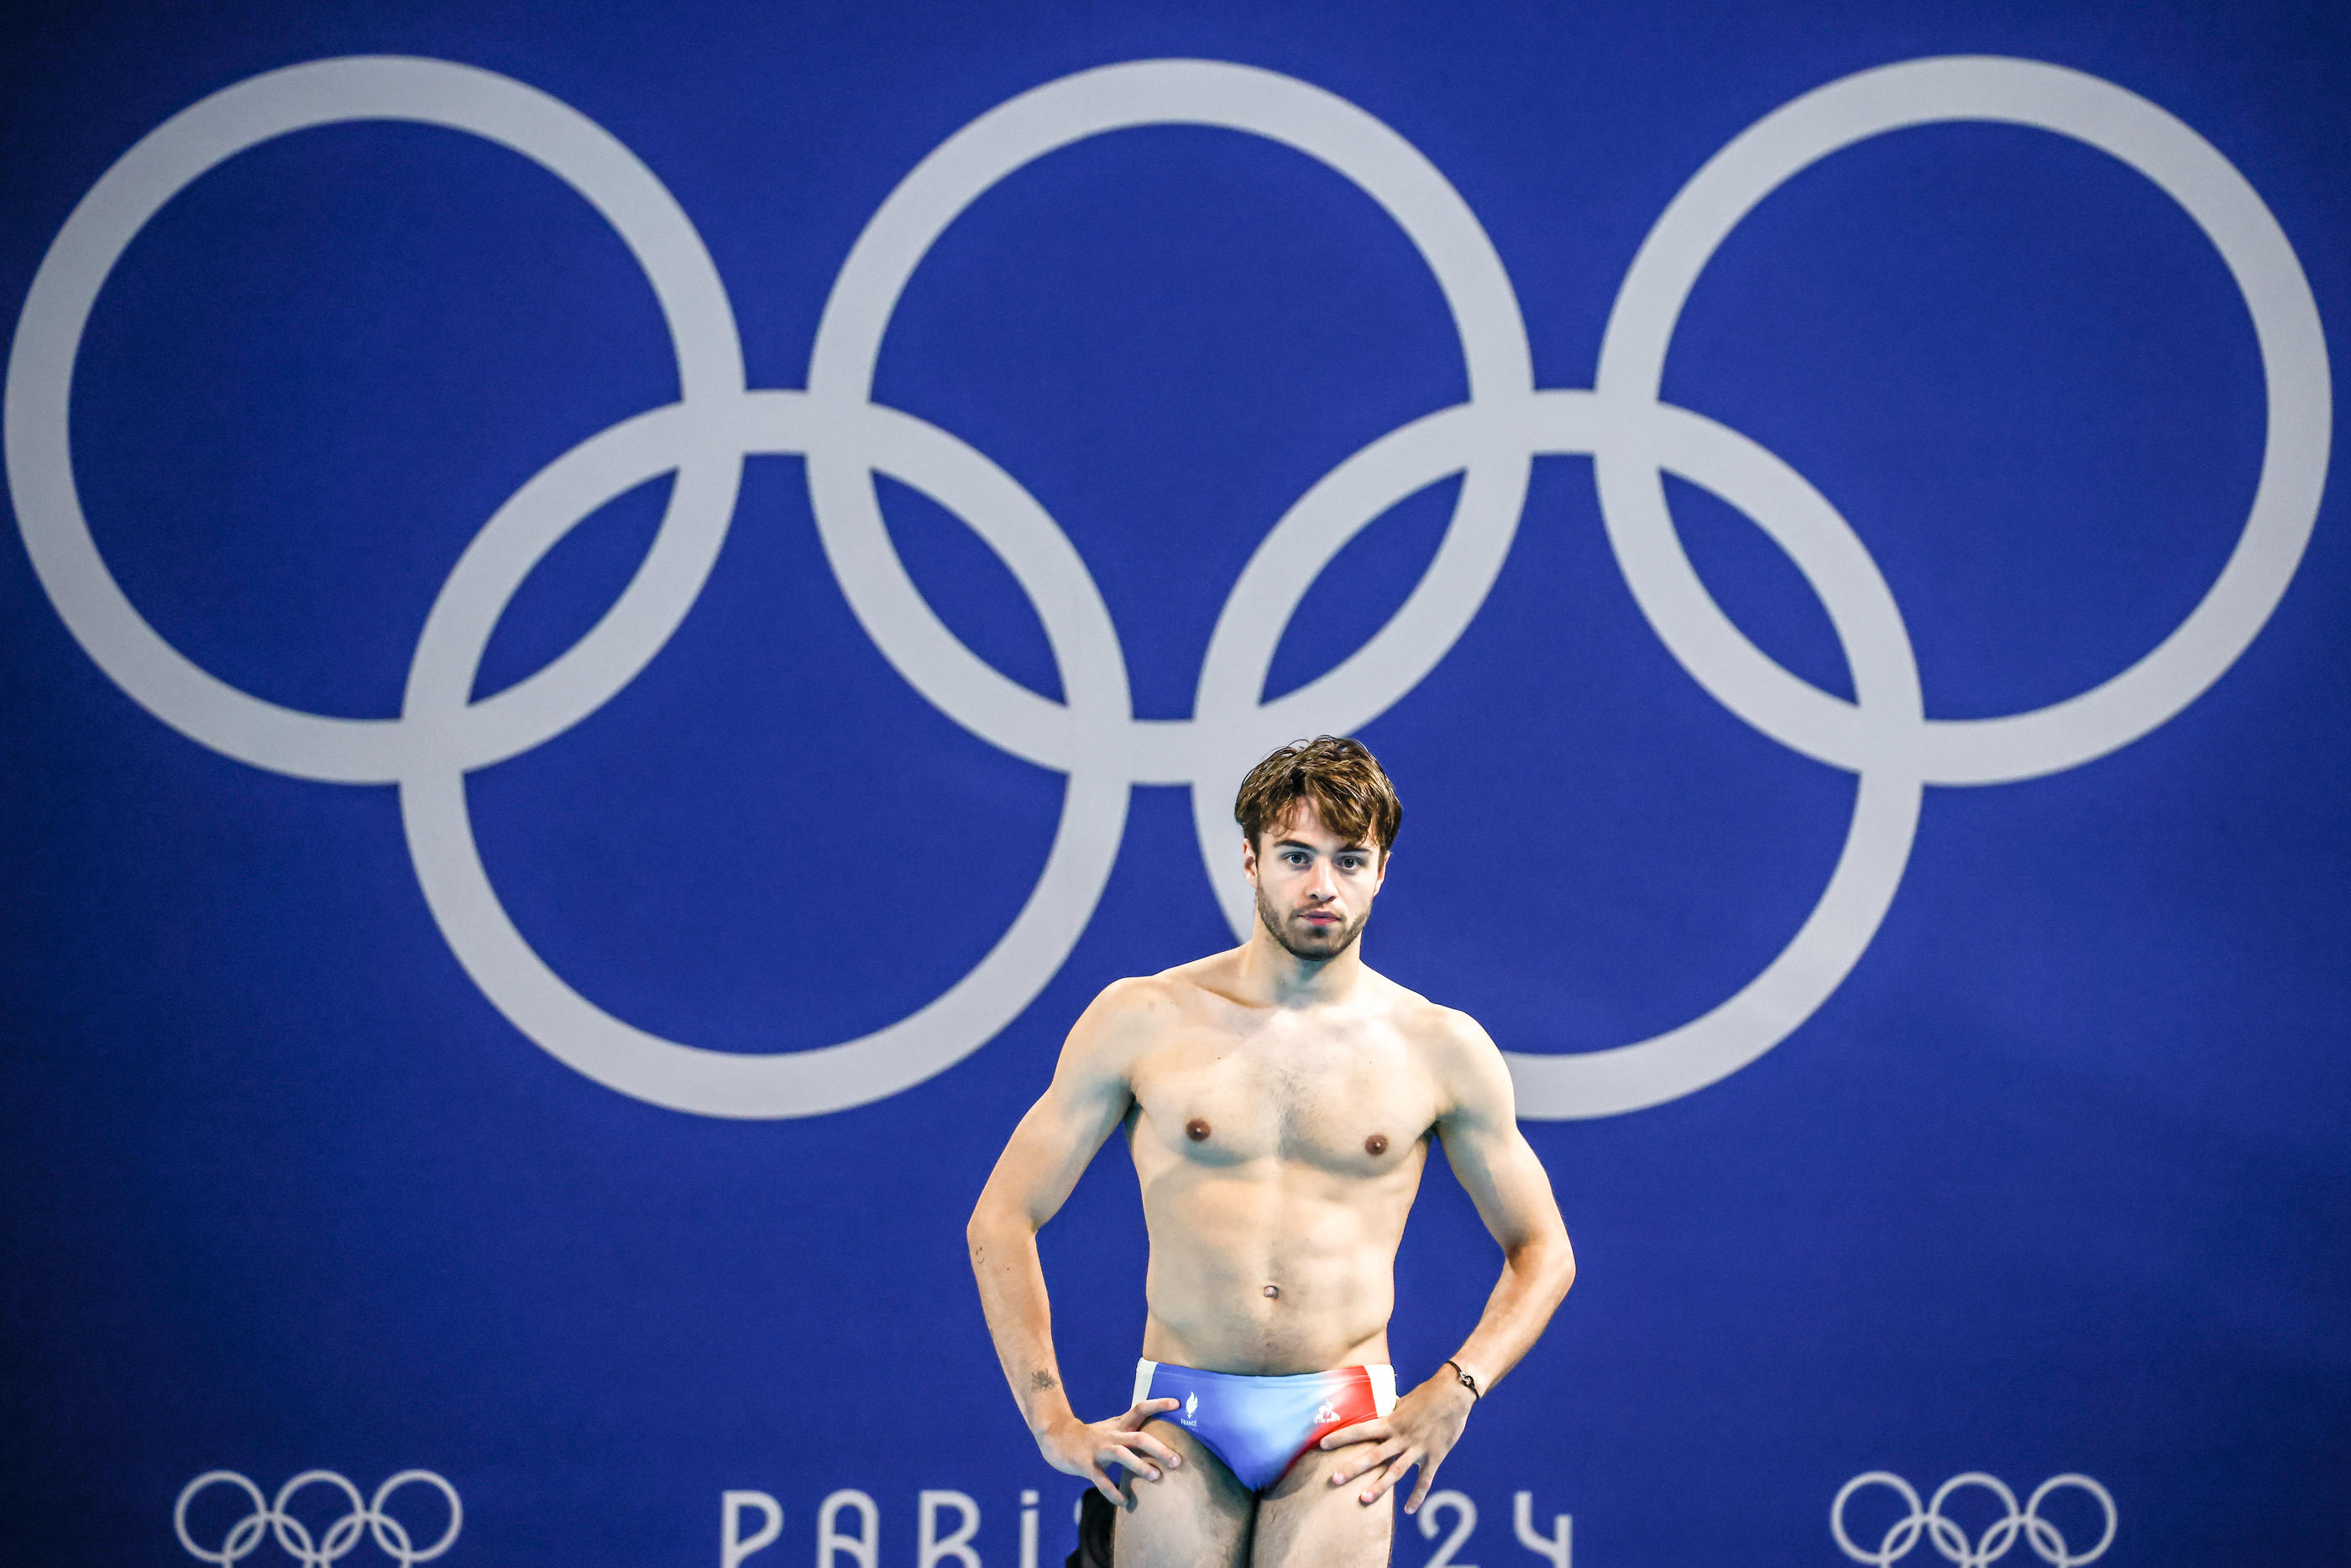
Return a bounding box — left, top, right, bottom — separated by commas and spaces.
1128, 1023, 1440, 1175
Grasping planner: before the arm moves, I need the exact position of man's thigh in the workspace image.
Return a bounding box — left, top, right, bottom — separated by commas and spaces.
1112, 1420, 1253, 1568
1251, 1440, 1395, 1567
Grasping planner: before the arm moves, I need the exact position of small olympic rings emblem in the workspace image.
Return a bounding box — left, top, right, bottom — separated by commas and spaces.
174, 1470, 463, 1567
8, 54, 2328, 1120
1832, 1471, 2117, 1567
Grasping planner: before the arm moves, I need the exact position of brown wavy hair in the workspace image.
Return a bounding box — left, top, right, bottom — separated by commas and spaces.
1233, 736, 1402, 855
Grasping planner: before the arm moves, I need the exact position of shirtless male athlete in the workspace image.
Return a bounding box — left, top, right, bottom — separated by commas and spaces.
968, 736, 1576, 1566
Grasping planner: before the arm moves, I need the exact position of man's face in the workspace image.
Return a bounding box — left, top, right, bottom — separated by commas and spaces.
1242, 799, 1386, 963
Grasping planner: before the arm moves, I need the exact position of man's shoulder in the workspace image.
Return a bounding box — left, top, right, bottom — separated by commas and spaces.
1080, 971, 1173, 1030
1365, 973, 1495, 1055
1365, 978, 1508, 1100
1075, 955, 1230, 1041
1092, 954, 1215, 1011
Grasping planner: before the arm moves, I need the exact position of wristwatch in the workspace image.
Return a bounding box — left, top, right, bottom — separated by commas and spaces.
1443, 1358, 1483, 1401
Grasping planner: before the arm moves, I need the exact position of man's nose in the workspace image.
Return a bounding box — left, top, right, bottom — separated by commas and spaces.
1307, 865, 1337, 901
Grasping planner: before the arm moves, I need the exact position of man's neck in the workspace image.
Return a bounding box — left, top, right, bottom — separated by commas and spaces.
1235, 920, 1368, 1008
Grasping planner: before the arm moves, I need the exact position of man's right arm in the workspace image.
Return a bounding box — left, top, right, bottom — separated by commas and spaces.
966, 978, 1183, 1498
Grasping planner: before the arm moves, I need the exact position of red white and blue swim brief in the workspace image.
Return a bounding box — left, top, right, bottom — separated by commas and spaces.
1131, 1358, 1399, 1494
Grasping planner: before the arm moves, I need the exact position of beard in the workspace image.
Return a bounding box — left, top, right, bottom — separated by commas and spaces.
1254, 885, 1369, 962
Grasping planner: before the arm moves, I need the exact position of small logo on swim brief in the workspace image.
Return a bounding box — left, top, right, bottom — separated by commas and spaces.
1181, 1391, 1199, 1426
1313, 1399, 1338, 1424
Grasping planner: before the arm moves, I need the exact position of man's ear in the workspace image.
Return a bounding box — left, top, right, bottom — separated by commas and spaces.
1240, 834, 1259, 888
1373, 848, 1389, 895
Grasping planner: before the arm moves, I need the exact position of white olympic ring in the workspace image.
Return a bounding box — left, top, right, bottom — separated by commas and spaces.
173, 1470, 462, 1567
7, 54, 2328, 1118
1832, 1471, 2117, 1567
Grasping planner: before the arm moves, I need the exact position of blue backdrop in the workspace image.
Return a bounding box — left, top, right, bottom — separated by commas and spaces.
3, 2, 2346, 1564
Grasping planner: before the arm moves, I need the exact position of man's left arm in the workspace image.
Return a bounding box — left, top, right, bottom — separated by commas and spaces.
1323, 1010, 1576, 1512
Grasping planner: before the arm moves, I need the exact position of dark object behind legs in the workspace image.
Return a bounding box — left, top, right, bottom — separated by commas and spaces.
1068, 1488, 1116, 1567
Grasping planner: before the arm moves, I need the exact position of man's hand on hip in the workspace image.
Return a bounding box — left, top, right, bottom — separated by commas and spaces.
1038, 1397, 1186, 1503
1316, 1374, 1475, 1513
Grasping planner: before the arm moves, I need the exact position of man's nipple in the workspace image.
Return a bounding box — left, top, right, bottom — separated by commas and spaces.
1186, 1118, 1211, 1142
1364, 1132, 1389, 1157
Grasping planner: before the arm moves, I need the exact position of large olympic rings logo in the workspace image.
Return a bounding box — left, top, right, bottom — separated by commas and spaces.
6, 55, 2328, 1118
1833, 1471, 2117, 1567
175, 1470, 462, 1567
